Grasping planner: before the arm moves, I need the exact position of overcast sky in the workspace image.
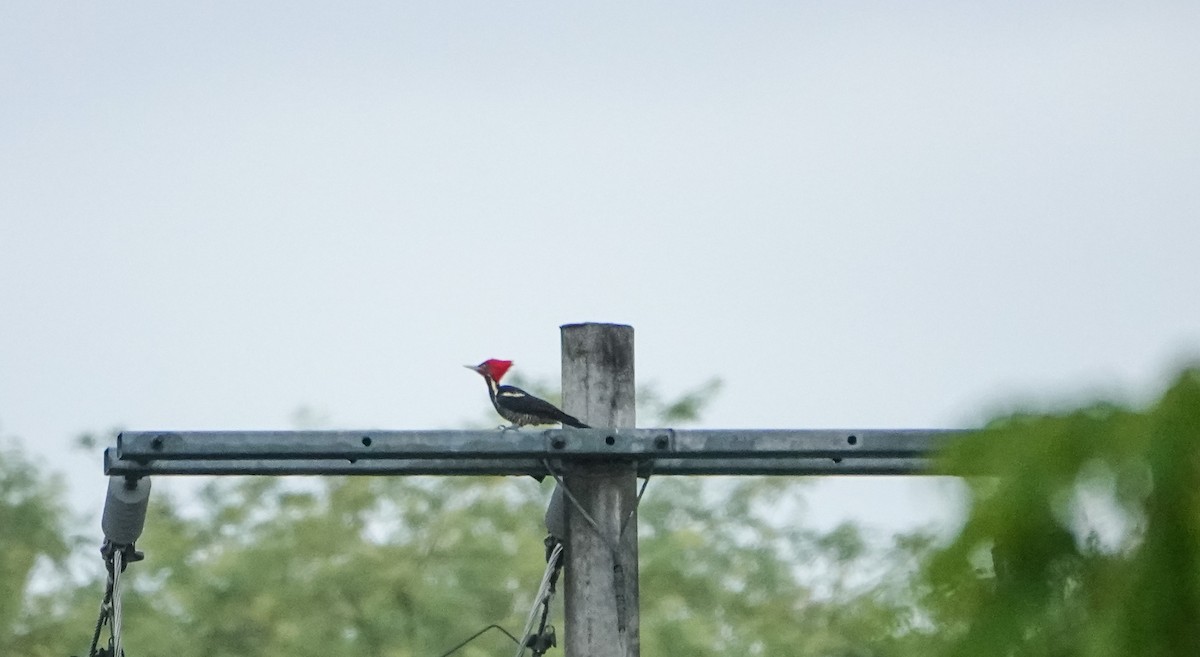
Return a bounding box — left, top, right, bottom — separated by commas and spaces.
2, 2, 1198, 537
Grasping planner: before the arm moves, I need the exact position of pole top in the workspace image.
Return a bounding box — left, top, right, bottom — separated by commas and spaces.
560, 322, 633, 331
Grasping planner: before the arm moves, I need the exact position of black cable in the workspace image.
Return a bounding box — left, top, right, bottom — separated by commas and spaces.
85, 601, 106, 657
529, 575, 560, 655
526, 538, 565, 657
436, 623, 520, 657
86, 555, 117, 657
620, 465, 654, 539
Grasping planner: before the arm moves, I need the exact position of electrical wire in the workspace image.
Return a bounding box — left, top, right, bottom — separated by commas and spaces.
111, 549, 124, 657
433, 541, 564, 657
435, 624, 520, 657
86, 574, 113, 657
515, 540, 565, 657
620, 463, 654, 539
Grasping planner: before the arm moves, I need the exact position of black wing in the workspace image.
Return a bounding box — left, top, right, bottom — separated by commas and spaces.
496, 385, 590, 428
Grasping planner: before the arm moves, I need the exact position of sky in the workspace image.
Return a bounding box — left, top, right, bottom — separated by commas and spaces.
2, 2, 1198, 539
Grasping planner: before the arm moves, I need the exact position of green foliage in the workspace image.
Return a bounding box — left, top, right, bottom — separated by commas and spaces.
0, 440, 77, 657
639, 478, 922, 657
120, 476, 549, 657
113, 473, 907, 657
925, 368, 1200, 657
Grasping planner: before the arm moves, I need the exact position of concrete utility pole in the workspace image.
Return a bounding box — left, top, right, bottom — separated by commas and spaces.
559, 323, 639, 657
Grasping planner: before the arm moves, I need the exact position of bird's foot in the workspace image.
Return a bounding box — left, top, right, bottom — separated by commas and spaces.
498, 424, 522, 432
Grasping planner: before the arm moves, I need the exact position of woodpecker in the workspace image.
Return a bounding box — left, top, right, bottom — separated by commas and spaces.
465, 359, 590, 429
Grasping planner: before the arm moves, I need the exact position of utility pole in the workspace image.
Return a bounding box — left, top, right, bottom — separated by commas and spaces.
560, 322, 639, 657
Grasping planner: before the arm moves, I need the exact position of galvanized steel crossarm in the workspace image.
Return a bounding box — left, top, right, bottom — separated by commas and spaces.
115, 428, 961, 462
103, 449, 934, 477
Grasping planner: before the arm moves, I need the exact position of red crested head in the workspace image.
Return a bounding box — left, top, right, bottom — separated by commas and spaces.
467, 358, 513, 381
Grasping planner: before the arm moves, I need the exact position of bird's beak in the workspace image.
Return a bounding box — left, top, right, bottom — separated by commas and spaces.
464, 364, 480, 372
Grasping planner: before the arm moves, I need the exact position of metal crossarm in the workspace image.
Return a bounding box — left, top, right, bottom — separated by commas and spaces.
106, 428, 961, 477
104, 451, 933, 476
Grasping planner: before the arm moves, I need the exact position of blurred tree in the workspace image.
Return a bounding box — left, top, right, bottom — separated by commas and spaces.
923, 368, 1200, 657
0, 439, 85, 657
116, 475, 547, 657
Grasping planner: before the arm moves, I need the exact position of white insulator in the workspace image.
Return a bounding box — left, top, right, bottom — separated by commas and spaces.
101, 476, 151, 546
